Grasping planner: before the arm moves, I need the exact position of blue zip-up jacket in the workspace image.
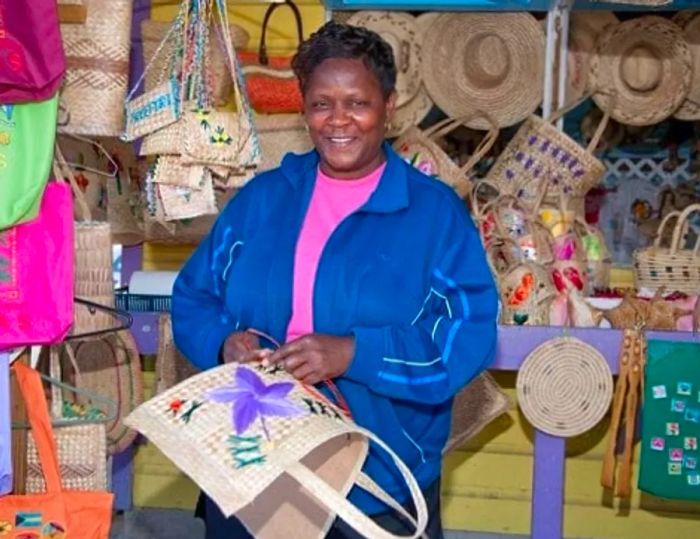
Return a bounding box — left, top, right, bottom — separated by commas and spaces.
172, 142, 498, 514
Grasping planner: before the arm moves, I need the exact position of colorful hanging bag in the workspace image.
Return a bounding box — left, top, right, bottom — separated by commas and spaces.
0, 0, 65, 103
239, 0, 304, 113
0, 362, 113, 538
0, 94, 59, 230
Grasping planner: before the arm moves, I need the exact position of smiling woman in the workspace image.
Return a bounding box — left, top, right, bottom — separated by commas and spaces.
172, 21, 498, 539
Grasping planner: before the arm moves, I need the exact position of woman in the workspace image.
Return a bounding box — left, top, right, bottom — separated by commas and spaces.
173, 21, 498, 539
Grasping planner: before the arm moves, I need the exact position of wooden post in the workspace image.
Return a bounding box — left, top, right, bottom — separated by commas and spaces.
10, 353, 28, 494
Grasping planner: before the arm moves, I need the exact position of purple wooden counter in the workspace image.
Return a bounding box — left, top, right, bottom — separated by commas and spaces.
492, 325, 700, 539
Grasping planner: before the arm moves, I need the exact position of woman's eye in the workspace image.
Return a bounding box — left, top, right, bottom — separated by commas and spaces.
310, 101, 328, 110
350, 100, 368, 107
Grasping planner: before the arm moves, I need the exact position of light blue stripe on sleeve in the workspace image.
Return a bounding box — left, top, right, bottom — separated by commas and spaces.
434, 269, 470, 319
442, 319, 463, 365
377, 372, 448, 385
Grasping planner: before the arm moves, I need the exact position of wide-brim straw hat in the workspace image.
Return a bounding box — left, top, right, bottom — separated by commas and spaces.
516, 336, 613, 438
422, 12, 545, 130
672, 12, 700, 120
563, 11, 619, 102
590, 16, 693, 127
346, 11, 422, 108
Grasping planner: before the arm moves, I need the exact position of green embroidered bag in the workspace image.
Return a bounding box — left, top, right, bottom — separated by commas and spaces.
639, 339, 700, 501
0, 93, 58, 230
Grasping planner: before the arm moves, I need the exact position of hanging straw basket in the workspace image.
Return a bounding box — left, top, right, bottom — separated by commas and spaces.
487, 98, 609, 211
393, 114, 498, 198
633, 203, 700, 294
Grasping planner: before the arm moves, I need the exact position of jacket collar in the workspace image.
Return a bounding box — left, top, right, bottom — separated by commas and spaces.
280, 141, 409, 214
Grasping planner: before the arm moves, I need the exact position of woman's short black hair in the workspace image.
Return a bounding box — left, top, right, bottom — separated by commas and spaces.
291, 21, 396, 100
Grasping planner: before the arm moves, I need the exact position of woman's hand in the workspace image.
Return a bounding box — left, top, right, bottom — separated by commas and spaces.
267, 334, 354, 385
221, 331, 269, 364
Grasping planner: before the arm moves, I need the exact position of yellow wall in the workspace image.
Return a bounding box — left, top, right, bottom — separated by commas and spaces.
136, 3, 698, 537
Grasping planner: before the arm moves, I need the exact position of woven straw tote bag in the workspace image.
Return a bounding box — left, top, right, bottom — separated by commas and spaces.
394, 114, 498, 198
633, 203, 700, 294
487, 96, 610, 211
125, 362, 428, 539
25, 348, 112, 493
58, 0, 133, 136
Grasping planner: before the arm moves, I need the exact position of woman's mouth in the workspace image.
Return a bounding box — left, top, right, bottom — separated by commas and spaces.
326, 136, 355, 146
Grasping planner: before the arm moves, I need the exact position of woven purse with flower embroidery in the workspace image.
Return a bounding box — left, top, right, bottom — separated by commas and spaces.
125, 362, 428, 539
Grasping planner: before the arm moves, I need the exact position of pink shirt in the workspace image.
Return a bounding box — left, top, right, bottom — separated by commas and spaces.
285, 164, 385, 342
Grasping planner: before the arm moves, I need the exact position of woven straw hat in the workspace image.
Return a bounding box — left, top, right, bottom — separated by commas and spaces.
347, 11, 422, 108
383, 11, 436, 137
563, 12, 619, 102
673, 12, 700, 120
422, 12, 545, 129
590, 16, 693, 127
516, 336, 613, 438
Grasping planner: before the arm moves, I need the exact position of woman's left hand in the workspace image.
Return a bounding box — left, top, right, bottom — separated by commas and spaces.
266, 334, 355, 385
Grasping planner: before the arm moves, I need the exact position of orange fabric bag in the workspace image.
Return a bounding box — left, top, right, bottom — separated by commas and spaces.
0, 362, 113, 538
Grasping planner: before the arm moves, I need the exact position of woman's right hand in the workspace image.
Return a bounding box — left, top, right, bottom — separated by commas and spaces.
221, 331, 269, 364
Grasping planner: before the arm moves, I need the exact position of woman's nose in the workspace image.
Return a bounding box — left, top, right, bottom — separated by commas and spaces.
328, 103, 350, 125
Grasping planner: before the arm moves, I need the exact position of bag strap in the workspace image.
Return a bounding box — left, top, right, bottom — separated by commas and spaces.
284, 426, 428, 539
12, 362, 63, 494
259, 0, 303, 65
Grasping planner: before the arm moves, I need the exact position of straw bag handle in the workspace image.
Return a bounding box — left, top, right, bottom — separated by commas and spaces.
546, 92, 612, 153
459, 121, 499, 176
284, 426, 428, 539
669, 203, 700, 256
258, 0, 303, 65
468, 178, 502, 221
12, 362, 63, 495
54, 143, 92, 222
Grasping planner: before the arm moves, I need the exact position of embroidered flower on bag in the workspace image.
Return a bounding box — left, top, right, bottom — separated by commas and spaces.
40, 521, 66, 539
0, 521, 11, 536
194, 108, 210, 129
207, 367, 305, 440
209, 126, 233, 147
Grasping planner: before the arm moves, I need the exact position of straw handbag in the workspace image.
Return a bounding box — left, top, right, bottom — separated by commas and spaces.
125, 362, 428, 539
239, 0, 304, 114
633, 204, 700, 294
1, 362, 114, 539
58, 0, 133, 137
393, 114, 498, 198
26, 348, 112, 494
155, 314, 201, 394
487, 98, 609, 210
255, 114, 314, 173
497, 260, 556, 326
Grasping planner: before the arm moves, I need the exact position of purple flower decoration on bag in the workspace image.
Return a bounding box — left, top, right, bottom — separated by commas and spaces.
207, 367, 304, 440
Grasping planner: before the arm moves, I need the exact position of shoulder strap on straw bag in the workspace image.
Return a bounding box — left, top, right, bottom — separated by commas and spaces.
258, 0, 302, 66
282, 426, 428, 539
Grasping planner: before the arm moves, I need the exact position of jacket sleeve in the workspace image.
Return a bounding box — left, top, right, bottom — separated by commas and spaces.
345, 204, 498, 405
171, 199, 244, 371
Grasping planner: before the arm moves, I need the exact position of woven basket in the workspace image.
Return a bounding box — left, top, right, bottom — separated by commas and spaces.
393, 114, 498, 198
255, 114, 314, 173
26, 423, 107, 493
633, 203, 700, 294
125, 362, 428, 538
444, 372, 511, 455
487, 100, 608, 211
155, 314, 201, 394
497, 261, 556, 326
73, 222, 116, 337
516, 336, 613, 438
60, 331, 144, 455
58, 0, 133, 136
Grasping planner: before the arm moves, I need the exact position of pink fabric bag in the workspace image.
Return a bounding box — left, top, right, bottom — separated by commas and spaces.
0, 0, 65, 103
0, 181, 75, 350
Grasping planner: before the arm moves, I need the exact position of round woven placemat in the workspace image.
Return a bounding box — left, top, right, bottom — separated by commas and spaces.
516, 336, 613, 438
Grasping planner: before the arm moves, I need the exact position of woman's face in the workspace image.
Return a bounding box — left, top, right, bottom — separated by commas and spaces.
303, 57, 396, 179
